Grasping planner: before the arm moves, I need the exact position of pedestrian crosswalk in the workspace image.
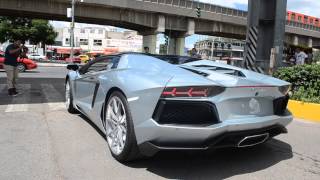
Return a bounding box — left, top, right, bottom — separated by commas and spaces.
0, 83, 66, 113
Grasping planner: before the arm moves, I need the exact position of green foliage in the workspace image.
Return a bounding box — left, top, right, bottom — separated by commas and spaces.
313, 51, 320, 63
0, 17, 57, 46
274, 64, 320, 103
0, 17, 32, 42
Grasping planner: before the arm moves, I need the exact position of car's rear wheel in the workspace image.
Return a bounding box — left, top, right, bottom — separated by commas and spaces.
105, 91, 141, 162
17, 63, 26, 72
65, 80, 78, 113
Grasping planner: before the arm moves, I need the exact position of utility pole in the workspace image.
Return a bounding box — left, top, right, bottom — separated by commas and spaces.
70, 0, 75, 60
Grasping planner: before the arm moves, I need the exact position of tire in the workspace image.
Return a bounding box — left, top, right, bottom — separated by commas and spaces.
104, 91, 141, 162
17, 63, 26, 72
65, 80, 78, 114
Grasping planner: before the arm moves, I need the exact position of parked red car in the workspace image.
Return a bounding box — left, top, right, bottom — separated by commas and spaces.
0, 51, 37, 72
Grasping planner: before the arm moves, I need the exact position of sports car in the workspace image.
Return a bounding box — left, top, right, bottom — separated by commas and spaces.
65, 53, 293, 162
0, 51, 37, 72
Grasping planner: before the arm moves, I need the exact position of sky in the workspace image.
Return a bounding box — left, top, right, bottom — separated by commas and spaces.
51, 0, 320, 49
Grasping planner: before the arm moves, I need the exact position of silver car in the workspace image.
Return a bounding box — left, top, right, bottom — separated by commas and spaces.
65, 53, 292, 162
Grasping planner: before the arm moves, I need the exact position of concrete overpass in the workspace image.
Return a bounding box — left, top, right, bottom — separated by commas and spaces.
1, 0, 320, 54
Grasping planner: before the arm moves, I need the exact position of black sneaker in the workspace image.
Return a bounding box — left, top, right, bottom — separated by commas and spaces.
8, 88, 18, 97
12, 88, 20, 96
8, 88, 13, 96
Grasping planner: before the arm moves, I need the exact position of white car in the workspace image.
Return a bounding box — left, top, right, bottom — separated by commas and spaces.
28, 54, 47, 61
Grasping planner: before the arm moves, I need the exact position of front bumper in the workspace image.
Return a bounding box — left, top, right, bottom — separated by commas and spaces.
136, 112, 293, 156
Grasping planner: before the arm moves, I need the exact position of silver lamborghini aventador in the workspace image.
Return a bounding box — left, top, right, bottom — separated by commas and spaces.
65, 53, 293, 162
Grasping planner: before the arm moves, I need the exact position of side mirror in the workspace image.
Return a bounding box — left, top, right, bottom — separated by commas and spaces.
67, 64, 79, 71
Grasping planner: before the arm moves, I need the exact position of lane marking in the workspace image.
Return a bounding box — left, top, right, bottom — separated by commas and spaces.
5, 84, 31, 112
41, 84, 65, 111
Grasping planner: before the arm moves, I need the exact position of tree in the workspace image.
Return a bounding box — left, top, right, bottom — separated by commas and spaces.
0, 17, 57, 52
0, 17, 32, 43
29, 19, 57, 48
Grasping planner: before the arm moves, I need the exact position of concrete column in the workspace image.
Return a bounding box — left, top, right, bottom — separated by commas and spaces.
142, 35, 157, 54
308, 38, 313, 48
293, 36, 299, 46
168, 36, 185, 55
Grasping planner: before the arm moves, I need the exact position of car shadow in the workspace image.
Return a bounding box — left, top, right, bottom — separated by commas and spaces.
125, 139, 293, 179
78, 114, 293, 179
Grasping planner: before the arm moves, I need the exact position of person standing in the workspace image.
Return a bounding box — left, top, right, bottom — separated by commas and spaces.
191, 48, 200, 58
295, 48, 308, 65
144, 46, 150, 54
4, 39, 24, 96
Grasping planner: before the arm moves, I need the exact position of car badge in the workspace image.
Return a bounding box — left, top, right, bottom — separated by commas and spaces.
249, 98, 261, 114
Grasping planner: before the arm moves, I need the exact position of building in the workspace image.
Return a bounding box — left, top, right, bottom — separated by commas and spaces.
53, 27, 143, 53
195, 37, 245, 66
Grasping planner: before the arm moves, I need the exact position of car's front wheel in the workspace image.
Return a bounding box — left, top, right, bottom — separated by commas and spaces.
65, 80, 78, 113
105, 91, 141, 162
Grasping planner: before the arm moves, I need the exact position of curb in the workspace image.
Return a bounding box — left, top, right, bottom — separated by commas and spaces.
36, 63, 68, 67
288, 100, 320, 123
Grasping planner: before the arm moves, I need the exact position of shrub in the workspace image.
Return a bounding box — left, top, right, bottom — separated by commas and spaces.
274, 64, 320, 103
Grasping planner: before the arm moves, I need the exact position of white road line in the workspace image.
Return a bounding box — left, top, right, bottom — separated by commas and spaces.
5, 84, 31, 113
41, 84, 65, 111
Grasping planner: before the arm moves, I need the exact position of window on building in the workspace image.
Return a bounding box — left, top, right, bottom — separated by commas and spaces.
298, 16, 302, 22
80, 29, 85, 33
90, 29, 95, 33
316, 19, 319, 25
310, 18, 314, 24
98, 29, 103, 34
93, 39, 102, 46
304, 16, 308, 23
291, 14, 295, 21
79, 39, 88, 45
65, 38, 70, 45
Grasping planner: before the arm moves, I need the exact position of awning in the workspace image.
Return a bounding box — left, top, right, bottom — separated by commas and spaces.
56, 47, 82, 54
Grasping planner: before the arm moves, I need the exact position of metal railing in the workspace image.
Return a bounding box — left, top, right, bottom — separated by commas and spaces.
286, 20, 320, 32
138, 0, 320, 32
137, 0, 247, 18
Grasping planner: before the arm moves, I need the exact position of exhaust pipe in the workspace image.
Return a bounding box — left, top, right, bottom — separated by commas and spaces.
237, 133, 269, 148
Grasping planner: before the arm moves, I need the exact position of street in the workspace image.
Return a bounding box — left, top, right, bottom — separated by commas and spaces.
0, 67, 319, 180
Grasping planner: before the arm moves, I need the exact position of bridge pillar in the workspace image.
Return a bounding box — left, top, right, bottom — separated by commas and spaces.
142, 35, 157, 54
293, 36, 299, 46
245, 0, 287, 73
308, 38, 313, 48
168, 36, 185, 55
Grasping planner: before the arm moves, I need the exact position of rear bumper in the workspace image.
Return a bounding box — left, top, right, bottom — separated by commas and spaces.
136, 112, 293, 156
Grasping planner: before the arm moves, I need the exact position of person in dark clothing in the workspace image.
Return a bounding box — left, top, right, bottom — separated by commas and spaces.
4, 39, 24, 96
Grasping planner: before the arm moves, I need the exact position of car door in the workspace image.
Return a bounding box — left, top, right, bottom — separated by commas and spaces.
74, 56, 114, 113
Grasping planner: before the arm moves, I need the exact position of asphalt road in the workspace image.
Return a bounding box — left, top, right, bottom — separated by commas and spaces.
0, 67, 319, 180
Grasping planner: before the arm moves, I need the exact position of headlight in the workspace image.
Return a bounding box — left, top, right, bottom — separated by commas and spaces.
279, 85, 291, 95
161, 86, 225, 98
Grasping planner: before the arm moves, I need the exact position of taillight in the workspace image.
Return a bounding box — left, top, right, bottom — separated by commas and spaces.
161, 86, 225, 98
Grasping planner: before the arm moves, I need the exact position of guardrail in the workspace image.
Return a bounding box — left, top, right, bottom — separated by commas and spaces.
138, 0, 320, 32
137, 0, 247, 18
286, 20, 320, 32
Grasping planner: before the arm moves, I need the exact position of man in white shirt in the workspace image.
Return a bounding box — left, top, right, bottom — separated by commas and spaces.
295, 48, 308, 65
